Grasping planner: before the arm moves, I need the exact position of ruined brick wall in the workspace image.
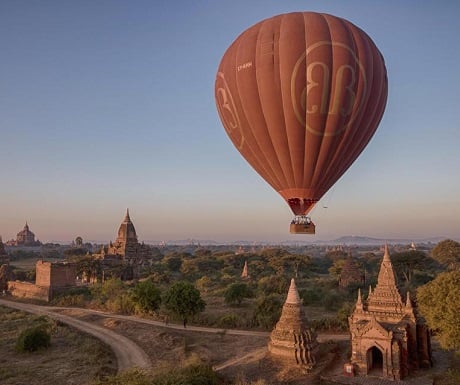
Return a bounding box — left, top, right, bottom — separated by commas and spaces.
35, 260, 51, 287
8, 281, 50, 302
35, 260, 76, 288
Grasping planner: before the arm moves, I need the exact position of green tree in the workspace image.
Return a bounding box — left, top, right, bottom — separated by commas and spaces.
180, 259, 199, 277
131, 278, 161, 314
224, 282, 253, 306
431, 239, 460, 270
254, 294, 282, 329
417, 270, 460, 350
283, 254, 312, 278
257, 275, 289, 295
162, 281, 205, 327
195, 275, 212, 293
163, 255, 183, 271
328, 258, 347, 279
391, 250, 436, 288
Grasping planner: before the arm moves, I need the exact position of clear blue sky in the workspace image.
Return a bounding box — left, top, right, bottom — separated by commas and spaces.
1, 1, 459, 243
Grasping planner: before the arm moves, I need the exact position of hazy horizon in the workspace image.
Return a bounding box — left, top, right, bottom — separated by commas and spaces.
2, 1, 459, 243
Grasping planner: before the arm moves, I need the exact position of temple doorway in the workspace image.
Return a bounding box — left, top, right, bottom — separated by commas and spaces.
367, 346, 383, 375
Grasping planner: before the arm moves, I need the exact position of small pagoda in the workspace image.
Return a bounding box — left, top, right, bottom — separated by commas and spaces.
241, 260, 249, 279
348, 245, 432, 380
268, 278, 319, 369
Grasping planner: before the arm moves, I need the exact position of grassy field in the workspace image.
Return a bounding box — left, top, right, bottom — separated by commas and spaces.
0, 305, 117, 385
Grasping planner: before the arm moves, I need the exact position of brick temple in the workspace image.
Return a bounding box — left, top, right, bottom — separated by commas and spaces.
94, 209, 156, 280
348, 245, 432, 380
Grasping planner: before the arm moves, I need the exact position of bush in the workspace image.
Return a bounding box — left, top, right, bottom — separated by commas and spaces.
52, 293, 87, 307
253, 294, 282, 329
217, 313, 240, 328
299, 288, 322, 305
131, 278, 162, 314
224, 283, 253, 306
322, 292, 343, 311
105, 293, 136, 314
16, 326, 51, 352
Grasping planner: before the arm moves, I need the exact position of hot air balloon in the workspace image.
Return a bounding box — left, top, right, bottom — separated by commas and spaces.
215, 12, 387, 234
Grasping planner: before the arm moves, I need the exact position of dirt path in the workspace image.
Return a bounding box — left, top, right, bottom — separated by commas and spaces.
40, 305, 348, 341
0, 298, 348, 374
0, 298, 151, 373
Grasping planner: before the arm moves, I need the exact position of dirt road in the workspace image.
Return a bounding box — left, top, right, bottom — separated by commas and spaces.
0, 298, 151, 373
0, 298, 348, 373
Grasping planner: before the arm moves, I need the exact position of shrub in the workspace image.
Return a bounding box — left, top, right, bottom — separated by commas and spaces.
105, 293, 136, 314
299, 288, 322, 305
53, 293, 87, 307
224, 283, 253, 306
253, 294, 282, 329
217, 313, 240, 328
131, 278, 162, 314
16, 326, 51, 352
322, 292, 343, 311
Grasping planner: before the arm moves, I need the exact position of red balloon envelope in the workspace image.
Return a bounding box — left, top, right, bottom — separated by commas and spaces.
215, 12, 387, 231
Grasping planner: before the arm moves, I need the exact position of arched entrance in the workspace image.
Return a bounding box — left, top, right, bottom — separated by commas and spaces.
367, 346, 383, 375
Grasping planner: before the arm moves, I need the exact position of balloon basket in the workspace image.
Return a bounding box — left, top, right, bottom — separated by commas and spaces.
290, 216, 315, 234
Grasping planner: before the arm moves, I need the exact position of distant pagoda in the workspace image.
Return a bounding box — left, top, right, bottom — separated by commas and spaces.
241, 260, 249, 279
348, 245, 432, 380
268, 278, 318, 369
16, 222, 40, 246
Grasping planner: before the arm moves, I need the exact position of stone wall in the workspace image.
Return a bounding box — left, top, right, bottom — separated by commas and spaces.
35, 260, 76, 288
8, 281, 50, 302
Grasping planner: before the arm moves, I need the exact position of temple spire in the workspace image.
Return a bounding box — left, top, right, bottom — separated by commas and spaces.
367, 244, 404, 313
406, 291, 413, 309
286, 278, 301, 304
241, 260, 249, 279
355, 288, 364, 312
124, 208, 131, 222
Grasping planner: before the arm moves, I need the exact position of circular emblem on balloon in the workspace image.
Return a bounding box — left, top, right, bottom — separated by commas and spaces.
291, 41, 367, 137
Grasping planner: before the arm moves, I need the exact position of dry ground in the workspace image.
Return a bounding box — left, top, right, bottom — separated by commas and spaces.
1, 301, 455, 385
0, 306, 117, 385
54, 308, 341, 385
